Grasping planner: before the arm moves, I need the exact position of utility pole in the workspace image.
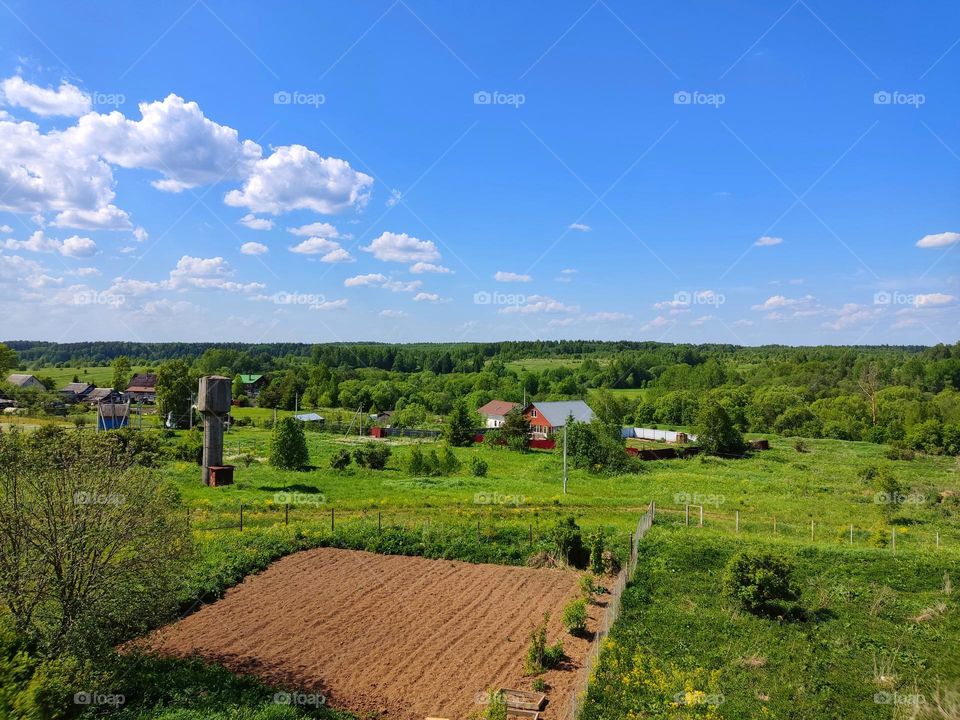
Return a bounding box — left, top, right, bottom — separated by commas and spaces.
562, 424, 568, 494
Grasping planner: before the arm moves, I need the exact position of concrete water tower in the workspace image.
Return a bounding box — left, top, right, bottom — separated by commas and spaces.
198, 375, 233, 486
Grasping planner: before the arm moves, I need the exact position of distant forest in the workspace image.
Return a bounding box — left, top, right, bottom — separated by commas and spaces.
5, 340, 959, 453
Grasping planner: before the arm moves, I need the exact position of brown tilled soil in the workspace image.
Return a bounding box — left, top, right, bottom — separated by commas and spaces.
142, 547, 604, 719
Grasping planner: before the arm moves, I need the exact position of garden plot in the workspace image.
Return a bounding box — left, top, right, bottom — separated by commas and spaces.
143, 547, 599, 719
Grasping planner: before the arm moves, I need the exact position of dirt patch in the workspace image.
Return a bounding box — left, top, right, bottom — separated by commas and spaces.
142, 547, 602, 719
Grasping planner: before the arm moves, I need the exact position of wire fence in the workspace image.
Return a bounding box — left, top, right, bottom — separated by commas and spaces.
653, 504, 953, 554
564, 501, 655, 720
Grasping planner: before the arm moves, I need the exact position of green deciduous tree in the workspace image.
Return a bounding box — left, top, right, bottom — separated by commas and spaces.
694, 401, 746, 457
111, 355, 131, 392
156, 360, 192, 428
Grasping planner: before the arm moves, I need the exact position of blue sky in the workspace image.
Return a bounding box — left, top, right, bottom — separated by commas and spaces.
0, 0, 957, 344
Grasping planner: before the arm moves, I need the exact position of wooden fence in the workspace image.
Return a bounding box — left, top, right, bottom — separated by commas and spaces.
564, 501, 655, 720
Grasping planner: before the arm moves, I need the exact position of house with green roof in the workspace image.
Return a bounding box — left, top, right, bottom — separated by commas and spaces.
238, 374, 267, 398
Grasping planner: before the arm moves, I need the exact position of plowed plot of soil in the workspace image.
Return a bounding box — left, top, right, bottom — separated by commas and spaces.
144, 548, 602, 719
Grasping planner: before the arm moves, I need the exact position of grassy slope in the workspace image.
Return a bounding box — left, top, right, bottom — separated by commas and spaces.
582, 528, 958, 720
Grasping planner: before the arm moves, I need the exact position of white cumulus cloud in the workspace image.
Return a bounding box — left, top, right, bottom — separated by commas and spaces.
494, 270, 531, 283
240, 241, 268, 255
239, 214, 274, 230
1, 76, 91, 117
916, 231, 959, 249
363, 231, 440, 263
225, 144, 372, 214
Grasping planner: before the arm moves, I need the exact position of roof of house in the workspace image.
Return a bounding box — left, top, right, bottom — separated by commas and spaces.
86, 387, 116, 401
526, 400, 595, 427
126, 373, 157, 391
294, 412, 324, 422
61, 382, 93, 394
477, 400, 519, 418
239, 374, 264, 384
7, 373, 40, 387
99, 401, 130, 418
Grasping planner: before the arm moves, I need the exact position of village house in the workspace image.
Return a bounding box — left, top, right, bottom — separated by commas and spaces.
238, 374, 268, 398
125, 373, 158, 403
522, 400, 595, 438
85, 387, 124, 406
477, 399, 519, 428
6, 373, 45, 390
59, 381, 94, 403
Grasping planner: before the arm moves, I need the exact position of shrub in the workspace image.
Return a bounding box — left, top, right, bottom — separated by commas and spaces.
173, 429, 203, 465
470, 456, 489, 477
562, 598, 588, 635
793, 439, 809, 453
438, 445, 461, 475
524, 613, 566, 675
329, 449, 351, 470
268, 417, 309, 470
352, 442, 391, 470
479, 690, 508, 720
531, 678, 547, 693
579, 572, 598, 601
407, 444, 426, 474
550, 516, 588, 568
723, 549, 799, 613
588, 530, 606, 575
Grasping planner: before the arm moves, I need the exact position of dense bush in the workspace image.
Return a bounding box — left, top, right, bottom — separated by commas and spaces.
352, 442, 391, 470
723, 549, 799, 613
329, 448, 351, 470
173, 429, 203, 464
551, 516, 589, 568
562, 598, 588, 635
470, 456, 489, 477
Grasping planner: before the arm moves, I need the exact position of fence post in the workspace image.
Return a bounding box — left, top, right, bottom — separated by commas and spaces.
891, 528, 896, 554
285, 503, 289, 526
699, 506, 704, 527
773, 516, 777, 535
735, 510, 739, 533
239, 504, 243, 532
651, 500, 655, 521
849, 524, 853, 545
685, 505, 689, 526
477, 519, 481, 542
378, 511, 382, 533
331, 508, 335, 533
529, 524, 533, 545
